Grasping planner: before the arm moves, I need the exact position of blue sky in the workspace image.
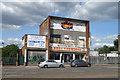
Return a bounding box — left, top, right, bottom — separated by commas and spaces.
1, 1, 119, 49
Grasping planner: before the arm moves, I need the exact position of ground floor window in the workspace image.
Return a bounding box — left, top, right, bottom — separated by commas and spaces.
50, 52, 86, 62
50, 53, 60, 60
75, 54, 85, 60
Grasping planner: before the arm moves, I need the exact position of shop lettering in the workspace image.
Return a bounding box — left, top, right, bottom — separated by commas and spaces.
52, 47, 83, 51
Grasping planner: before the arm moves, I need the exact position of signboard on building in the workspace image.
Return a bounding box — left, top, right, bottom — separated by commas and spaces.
50, 47, 87, 53
27, 35, 46, 48
50, 19, 86, 32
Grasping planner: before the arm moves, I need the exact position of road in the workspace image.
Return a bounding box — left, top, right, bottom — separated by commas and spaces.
1, 64, 118, 78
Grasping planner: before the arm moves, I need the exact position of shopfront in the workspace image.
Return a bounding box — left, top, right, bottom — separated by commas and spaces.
50, 52, 85, 63
27, 50, 46, 66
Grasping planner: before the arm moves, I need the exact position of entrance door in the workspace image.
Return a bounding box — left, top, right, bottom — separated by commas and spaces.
62, 54, 72, 62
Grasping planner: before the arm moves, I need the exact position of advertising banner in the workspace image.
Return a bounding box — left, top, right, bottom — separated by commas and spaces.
50, 19, 86, 32
50, 47, 87, 53
27, 35, 46, 48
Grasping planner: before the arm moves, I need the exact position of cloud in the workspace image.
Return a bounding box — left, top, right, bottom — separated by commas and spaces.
4, 38, 22, 46
1, 2, 77, 30
2, 24, 21, 30
0, 40, 4, 44
91, 36, 101, 42
7, 38, 22, 44
8, 38, 22, 41
1, 0, 119, 2
1, 2, 55, 29
1, 2, 118, 30
91, 43, 114, 49
88, 0, 119, 2
91, 34, 118, 42
0, 38, 22, 48
91, 34, 118, 49
103, 35, 118, 42
69, 2, 118, 22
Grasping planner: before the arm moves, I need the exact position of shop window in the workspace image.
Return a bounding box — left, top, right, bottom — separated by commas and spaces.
55, 54, 60, 60
50, 53, 60, 60
75, 54, 79, 60
50, 54, 55, 59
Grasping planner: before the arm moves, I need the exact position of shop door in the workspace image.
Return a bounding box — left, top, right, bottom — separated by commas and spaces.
64, 54, 71, 62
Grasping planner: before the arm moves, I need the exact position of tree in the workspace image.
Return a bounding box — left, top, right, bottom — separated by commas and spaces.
2, 44, 19, 57
94, 39, 118, 54
102, 45, 110, 53
114, 39, 118, 50
109, 46, 116, 51
94, 45, 110, 54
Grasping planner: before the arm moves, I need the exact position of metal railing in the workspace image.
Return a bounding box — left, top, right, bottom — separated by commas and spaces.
90, 56, 119, 64
2, 57, 17, 65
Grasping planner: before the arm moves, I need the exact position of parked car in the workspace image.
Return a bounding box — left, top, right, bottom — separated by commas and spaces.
70, 60, 91, 67
38, 60, 64, 68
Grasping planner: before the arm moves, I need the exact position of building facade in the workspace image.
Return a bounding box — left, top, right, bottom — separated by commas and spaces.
22, 34, 47, 66
22, 16, 90, 66
40, 16, 90, 63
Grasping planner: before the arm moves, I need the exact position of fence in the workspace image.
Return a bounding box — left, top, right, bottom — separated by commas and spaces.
18, 55, 24, 65
90, 56, 119, 64
2, 57, 17, 65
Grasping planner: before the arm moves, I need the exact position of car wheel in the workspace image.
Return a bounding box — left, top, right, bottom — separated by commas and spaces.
59, 64, 64, 68
44, 65, 48, 68
75, 64, 78, 67
88, 64, 91, 67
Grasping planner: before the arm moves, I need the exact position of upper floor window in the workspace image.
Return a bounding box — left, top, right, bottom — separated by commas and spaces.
64, 35, 70, 40
50, 34, 61, 43
78, 36, 86, 47
79, 36, 85, 41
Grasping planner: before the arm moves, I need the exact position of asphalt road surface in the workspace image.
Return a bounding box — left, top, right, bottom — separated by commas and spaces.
2, 64, 119, 78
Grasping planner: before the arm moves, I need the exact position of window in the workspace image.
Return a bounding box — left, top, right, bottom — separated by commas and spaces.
64, 35, 70, 40
78, 36, 86, 47
79, 39, 84, 41
50, 53, 60, 60
50, 34, 61, 43
47, 60, 52, 62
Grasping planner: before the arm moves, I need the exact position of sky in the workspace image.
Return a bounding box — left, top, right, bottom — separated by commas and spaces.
0, 0, 119, 50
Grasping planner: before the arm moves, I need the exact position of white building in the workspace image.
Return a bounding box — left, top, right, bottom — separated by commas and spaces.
90, 51, 99, 57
